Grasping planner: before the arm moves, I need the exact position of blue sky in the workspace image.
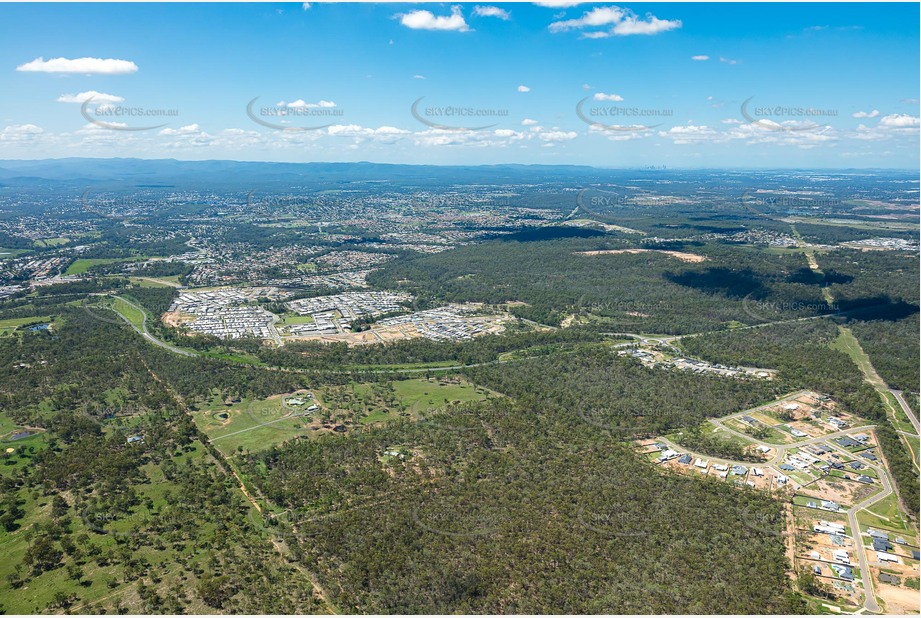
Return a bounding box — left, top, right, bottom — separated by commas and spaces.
0, 2, 918, 168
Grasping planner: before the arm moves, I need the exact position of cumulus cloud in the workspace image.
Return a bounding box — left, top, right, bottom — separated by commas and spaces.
612, 15, 681, 35
159, 124, 202, 136
279, 99, 337, 109
549, 5, 680, 37
691, 55, 709, 61
517, 85, 531, 93
413, 74, 426, 80
521, 118, 539, 126
57, 91, 124, 104
851, 110, 879, 119
719, 57, 738, 65
878, 113, 919, 128
473, 5, 510, 19
593, 92, 624, 102
537, 129, 578, 142
657, 124, 719, 144
16, 56, 138, 74
549, 6, 624, 31
533, 1, 588, 6
327, 124, 409, 137
399, 6, 470, 31
0, 124, 44, 141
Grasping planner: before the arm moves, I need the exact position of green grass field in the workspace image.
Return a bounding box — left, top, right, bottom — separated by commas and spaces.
96, 296, 146, 328
279, 314, 315, 325
128, 275, 182, 288
0, 315, 52, 337
66, 258, 145, 276
194, 378, 491, 457
0, 411, 49, 479
193, 396, 312, 457
858, 493, 914, 535
33, 237, 70, 248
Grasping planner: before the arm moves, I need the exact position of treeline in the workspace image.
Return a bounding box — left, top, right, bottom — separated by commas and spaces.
847, 313, 920, 393
679, 320, 883, 417
123, 286, 179, 317
257, 326, 609, 369
464, 348, 783, 436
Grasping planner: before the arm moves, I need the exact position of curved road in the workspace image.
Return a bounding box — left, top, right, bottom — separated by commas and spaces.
102, 295, 196, 357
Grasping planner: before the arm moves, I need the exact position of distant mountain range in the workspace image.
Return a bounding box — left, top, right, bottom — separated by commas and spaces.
0, 158, 616, 190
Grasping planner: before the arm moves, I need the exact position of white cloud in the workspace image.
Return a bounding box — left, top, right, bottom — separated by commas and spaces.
473, 5, 510, 20
588, 124, 651, 141
0, 124, 44, 142
302, 2, 311, 9
658, 124, 719, 144
533, 1, 588, 6
878, 113, 919, 128
691, 55, 709, 61
16, 56, 138, 75
549, 6, 625, 31
549, 6, 680, 37
719, 57, 738, 65
612, 15, 681, 36
327, 124, 410, 145
537, 129, 578, 142
56, 91, 124, 104
159, 124, 202, 136
399, 6, 470, 32
413, 74, 426, 80
851, 110, 879, 119
77, 121, 129, 134
517, 85, 531, 93
593, 92, 623, 102
280, 99, 337, 109
521, 118, 539, 126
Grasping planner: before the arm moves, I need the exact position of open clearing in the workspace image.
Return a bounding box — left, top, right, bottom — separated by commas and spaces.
0, 315, 52, 336
576, 248, 708, 263
193, 378, 489, 456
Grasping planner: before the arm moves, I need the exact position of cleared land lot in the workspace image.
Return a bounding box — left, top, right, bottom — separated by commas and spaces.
575, 248, 707, 263
193, 378, 489, 456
